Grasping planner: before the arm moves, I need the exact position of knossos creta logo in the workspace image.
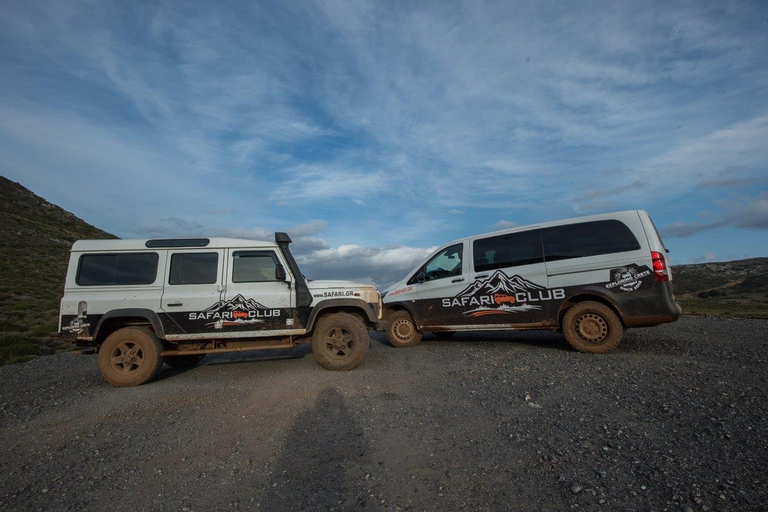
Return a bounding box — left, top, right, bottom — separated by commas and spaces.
605, 265, 652, 292
442, 270, 565, 317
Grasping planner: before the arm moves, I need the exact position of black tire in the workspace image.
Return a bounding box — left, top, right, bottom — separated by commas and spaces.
97, 327, 164, 387
432, 331, 455, 340
311, 312, 369, 371
385, 310, 422, 348
562, 301, 623, 354
164, 354, 205, 368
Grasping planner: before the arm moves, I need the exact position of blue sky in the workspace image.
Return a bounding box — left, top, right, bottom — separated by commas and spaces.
1, 0, 767, 286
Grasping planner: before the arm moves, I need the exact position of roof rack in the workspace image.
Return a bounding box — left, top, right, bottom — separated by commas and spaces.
145, 238, 210, 248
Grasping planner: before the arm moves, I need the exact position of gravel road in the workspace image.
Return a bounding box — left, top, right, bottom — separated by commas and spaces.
1, 316, 766, 511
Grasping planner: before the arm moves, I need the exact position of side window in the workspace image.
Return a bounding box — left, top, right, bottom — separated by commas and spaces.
473, 229, 543, 272
232, 251, 279, 283
423, 243, 463, 282
77, 253, 158, 286
542, 220, 640, 262
169, 252, 219, 285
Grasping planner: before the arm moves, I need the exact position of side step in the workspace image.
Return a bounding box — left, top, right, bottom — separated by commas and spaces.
161, 343, 295, 357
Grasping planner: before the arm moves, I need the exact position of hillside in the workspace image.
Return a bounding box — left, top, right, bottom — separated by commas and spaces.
671, 257, 768, 319
0, 176, 115, 363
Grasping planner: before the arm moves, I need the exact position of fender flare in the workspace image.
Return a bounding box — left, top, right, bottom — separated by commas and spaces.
306, 299, 378, 330
93, 309, 167, 340
556, 288, 625, 325
381, 301, 423, 329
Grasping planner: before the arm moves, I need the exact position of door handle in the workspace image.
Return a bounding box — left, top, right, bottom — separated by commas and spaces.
167, 302, 183, 307
451, 278, 464, 283
475, 274, 488, 279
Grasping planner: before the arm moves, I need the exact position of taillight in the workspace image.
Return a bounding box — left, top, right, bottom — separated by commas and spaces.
651, 251, 668, 282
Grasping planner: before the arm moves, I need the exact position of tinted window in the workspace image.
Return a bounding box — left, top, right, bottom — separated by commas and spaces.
232, 251, 279, 283
473, 229, 543, 272
542, 220, 640, 262
421, 243, 463, 282
169, 252, 219, 285
77, 253, 158, 286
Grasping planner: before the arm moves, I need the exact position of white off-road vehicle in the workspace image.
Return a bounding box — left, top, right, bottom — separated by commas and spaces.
59, 233, 381, 386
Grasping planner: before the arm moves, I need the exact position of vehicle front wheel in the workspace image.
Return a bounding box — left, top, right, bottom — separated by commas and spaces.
312, 312, 369, 371
385, 310, 422, 348
164, 354, 205, 368
97, 327, 164, 387
562, 301, 623, 354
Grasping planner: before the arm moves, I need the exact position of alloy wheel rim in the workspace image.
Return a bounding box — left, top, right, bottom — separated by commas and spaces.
110, 340, 144, 374
324, 327, 354, 359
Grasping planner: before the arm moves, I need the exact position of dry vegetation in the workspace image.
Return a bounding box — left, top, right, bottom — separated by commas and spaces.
0, 176, 115, 364
672, 258, 768, 319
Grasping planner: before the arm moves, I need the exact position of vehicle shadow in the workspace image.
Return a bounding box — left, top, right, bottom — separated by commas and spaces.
153, 345, 313, 382
371, 329, 572, 352
260, 387, 374, 511
202, 344, 313, 366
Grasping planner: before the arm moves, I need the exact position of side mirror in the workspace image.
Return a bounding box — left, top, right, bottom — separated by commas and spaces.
275, 264, 287, 281
417, 271, 426, 283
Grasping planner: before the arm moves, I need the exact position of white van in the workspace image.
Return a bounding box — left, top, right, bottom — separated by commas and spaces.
380, 210, 680, 353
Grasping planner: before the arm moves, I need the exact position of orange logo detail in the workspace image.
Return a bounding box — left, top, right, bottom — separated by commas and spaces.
494, 294, 516, 305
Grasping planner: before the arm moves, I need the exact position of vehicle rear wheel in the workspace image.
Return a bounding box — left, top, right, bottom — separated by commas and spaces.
432, 331, 455, 340
562, 301, 623, 354
98, 327, 164, 387
385, 310, 422, 348
164, 354, 205, 368
312, 312, 369, 371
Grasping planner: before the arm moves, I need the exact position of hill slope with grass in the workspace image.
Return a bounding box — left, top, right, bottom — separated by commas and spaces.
671, 257, 768, 319
0, 176, 116, 364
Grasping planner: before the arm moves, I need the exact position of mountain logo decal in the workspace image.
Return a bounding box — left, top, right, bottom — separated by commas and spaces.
188, 294, 281, 329
441, 270, 565, 317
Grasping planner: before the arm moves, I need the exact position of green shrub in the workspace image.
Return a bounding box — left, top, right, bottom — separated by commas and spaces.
0, 320, 28, 331
30, 323, 58, 336
0, 343, 42, 361
0, 332, 36, 348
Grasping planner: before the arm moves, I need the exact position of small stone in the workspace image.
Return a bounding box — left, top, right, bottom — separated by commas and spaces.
571, 484, 583, 494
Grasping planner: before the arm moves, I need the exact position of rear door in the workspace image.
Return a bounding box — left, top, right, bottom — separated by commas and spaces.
221, 249, 295, 334
160, 249, 225, 334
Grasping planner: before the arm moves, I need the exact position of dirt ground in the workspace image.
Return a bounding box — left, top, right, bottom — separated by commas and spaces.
0, 316, 766, 511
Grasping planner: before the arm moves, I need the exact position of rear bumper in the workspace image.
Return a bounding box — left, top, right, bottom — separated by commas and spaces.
622, 281, 682, 327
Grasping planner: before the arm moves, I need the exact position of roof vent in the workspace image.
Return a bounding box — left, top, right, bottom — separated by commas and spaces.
145, 238, 210, 248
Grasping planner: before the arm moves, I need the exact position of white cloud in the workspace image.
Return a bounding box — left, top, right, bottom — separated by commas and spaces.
492, 220, 518, 230
298, 244, 436, 288
686, 253, 717, 264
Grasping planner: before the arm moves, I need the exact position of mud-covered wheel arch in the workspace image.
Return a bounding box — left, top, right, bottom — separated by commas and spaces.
556, 293, 625, 332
